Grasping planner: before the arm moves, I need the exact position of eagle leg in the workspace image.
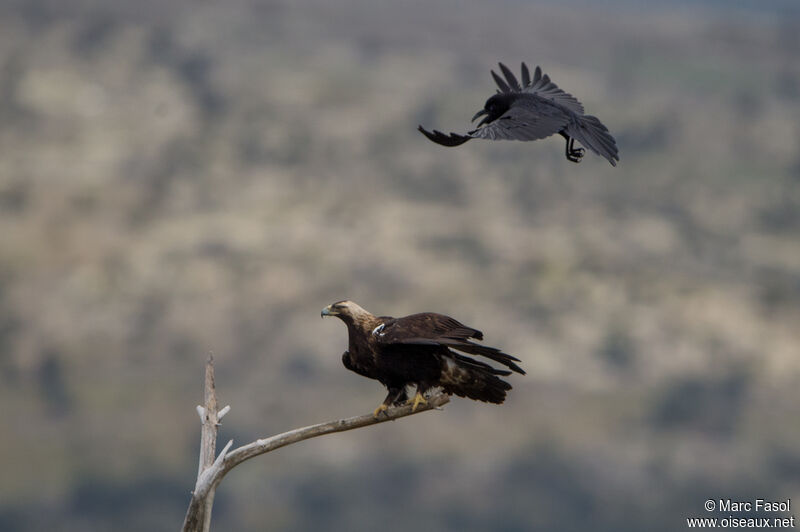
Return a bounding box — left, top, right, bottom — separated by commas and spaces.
407, 391, 428, 412
374, 387, 406, 418
563, 135, 585, 163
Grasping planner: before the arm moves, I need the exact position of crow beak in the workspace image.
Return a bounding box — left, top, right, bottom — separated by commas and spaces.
321, 305, 335, 318
471, 109, 487, 123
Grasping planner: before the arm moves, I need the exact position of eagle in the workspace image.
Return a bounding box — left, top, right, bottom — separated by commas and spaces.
418, 62, 619, 166
321, 300, 525, 417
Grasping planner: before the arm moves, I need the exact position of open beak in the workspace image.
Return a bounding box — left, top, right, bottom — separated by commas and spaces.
321, 305, 335, 318
471, 109, 487, 123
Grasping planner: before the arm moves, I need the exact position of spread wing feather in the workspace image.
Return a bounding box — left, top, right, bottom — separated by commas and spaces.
489, 63, 585, 115
565, 115, 619, 166
499, 63, 522, 92
521, 62, 531, 88
469, 103, 569, 142
491, 69, 512, 94
523, 64, 585, 115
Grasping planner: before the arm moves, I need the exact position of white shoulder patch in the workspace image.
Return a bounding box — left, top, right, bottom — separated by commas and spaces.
371, 323, 386, 336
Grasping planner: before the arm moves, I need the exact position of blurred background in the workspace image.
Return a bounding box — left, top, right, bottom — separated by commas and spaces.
1, 0, 799, 530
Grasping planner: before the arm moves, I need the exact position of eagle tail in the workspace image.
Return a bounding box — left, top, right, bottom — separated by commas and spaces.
565, 115, 619, 166
440, 355, 514, 404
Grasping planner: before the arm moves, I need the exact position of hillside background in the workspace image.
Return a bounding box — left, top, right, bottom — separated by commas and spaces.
1, 0, 799, 530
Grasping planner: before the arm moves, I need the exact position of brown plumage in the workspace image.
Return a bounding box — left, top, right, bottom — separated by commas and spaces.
321, 300, 524, 416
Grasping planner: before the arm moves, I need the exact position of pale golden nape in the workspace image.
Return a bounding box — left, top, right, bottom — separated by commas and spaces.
321, 300, 381, 331
332, 300, 372, 319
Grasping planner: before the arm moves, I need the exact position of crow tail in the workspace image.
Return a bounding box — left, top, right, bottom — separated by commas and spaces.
565, 115, 619, 166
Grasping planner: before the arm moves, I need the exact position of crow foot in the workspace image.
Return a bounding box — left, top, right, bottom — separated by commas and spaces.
566, 147, 585, 163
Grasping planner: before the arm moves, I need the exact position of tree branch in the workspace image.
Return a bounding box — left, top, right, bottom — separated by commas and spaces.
223, 392, 450, 469
199, 355, 219, 478
181, 359, 450, 532
183, 355, 228, 532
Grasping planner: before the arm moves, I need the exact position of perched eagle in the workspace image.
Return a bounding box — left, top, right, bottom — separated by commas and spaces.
418, 62, 619, 166
321, 300, 525, 417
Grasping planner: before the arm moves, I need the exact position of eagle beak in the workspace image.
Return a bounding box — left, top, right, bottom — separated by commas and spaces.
321, 305, 335, 318
471, 109, 487, 123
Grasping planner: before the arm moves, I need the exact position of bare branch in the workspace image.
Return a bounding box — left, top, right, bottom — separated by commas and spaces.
223, 393, 450, 473
182, 355, 223, 532
198, 355, 219, 477
181, 358, 450, 532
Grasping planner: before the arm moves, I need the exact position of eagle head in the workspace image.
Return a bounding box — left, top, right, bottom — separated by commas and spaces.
321, 300, 372, 322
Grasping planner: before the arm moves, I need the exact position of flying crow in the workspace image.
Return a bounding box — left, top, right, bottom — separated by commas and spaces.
419, 63, 619, 166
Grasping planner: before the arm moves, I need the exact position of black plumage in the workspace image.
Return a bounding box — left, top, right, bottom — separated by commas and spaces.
419, 62, 620, 166
322, 300, 524, 417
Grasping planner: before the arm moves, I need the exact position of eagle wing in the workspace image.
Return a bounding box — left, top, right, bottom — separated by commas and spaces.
493, 62, 585, 115
373, 313, 525, 375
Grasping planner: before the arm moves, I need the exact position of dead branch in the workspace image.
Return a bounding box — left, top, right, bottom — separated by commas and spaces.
181, 357, 450, 532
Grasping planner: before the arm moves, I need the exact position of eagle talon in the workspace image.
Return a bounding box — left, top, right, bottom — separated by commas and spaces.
373, 404, 389, 418
407, 391, 428, 412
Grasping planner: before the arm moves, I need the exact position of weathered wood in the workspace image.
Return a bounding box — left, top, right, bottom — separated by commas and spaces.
181, 358, 450, 532
222, 392, 450, 471
182, 355, 228, 532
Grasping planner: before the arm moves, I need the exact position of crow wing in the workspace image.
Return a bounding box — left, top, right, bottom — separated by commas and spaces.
494, 63, 585, 115
564, 115, 620, 166
469, 99, 570, 142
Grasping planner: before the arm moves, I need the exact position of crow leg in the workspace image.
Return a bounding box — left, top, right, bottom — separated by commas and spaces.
561, 133, 585, 163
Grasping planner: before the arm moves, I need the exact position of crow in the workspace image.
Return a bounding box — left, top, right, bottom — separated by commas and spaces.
418, 63, 619, 166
